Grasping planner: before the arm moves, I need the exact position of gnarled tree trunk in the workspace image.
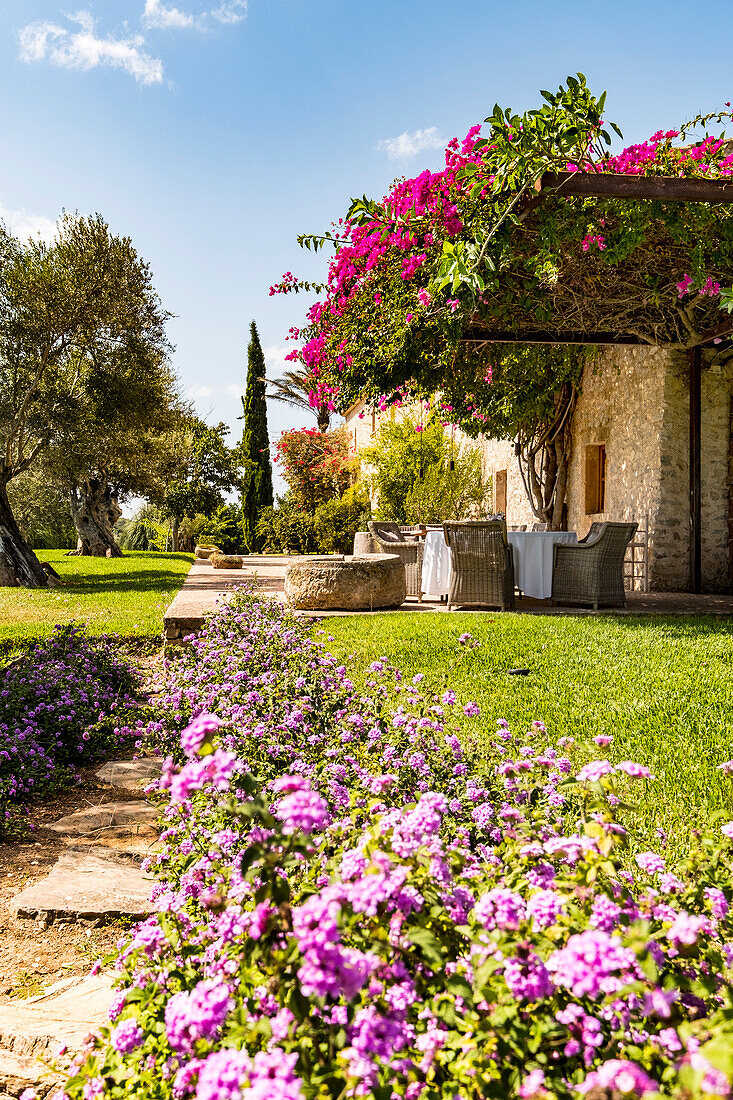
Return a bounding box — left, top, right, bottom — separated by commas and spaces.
516, 383, 577, 530
70, 479, 124, 557
0, 479, 52, 587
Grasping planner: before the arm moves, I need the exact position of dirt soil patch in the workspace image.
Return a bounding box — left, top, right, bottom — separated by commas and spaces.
0, 769, 156, 1001
0, 639, 166, 1004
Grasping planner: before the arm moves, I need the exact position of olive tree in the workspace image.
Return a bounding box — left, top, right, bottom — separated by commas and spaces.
0, 213, 171, 585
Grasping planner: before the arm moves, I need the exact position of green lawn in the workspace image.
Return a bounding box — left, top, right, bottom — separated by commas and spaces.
317, 612, 733, 854
0, 550, 193, 650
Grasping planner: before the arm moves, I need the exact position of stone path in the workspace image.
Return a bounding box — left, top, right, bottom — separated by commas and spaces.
11, 847, 154, 923
2, 757, 166, 1093
96, 758, 164, 793
163, 556, 280, 642
0, 972, 114, 1097
49, 800, 158, 837
164, 556, 733, 633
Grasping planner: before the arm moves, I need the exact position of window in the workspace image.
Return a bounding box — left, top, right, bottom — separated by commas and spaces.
495, 469, 507, 515
585, 444, 606, 514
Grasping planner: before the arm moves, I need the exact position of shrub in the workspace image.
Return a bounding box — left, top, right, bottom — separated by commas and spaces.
117, 505, 170, 551
66, 595, 733, 1100
314, 483, 371, 553
176, 506, 243, 555
362, 412, 492, 522
7, 468, 77, 549
275, 426, 354, 513
255, 496, 319, 554
0, 626, 138, 825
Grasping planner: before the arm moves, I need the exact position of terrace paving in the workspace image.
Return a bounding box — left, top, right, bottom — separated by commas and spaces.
164, 556, 733, 633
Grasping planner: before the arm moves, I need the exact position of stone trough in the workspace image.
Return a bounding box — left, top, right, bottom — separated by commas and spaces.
285, 553, 406, 611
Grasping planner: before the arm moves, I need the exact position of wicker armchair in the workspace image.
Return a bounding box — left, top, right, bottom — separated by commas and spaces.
368, 521, 423, 602
443, 521, 515, 611
578, 521, 603, 544
551, 521, 637, 609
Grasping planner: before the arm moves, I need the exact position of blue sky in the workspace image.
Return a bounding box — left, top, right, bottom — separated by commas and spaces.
2, 0, 732, 494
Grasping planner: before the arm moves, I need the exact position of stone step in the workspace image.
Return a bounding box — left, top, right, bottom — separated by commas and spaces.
10, 847, 153, 923
0, 1045, 61, 1097
49, 800, 159, 838
60, 835, 160, 859
0, 972, 115, 1096
95, 758, 163, 794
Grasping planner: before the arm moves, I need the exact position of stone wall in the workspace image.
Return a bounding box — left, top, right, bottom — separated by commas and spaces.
566, 346, 667, 587
653, 353, 691, 590
344, 399, 378, 456
346, 348, 733, 591
566, 346, 733, 592
479, 437, 536, 527
698, 356, 733, 589
631, 351, 733, 593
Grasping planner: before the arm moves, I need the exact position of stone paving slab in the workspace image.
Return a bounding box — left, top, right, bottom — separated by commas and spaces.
96, 758, 163, 793
0, 1045, 60, 1097
0, 973, 114, 1059
163, 556, 733, 632
0, 972, 115, 1096
163, 557, 265, 641
49, 801, 158, 836
10, 847, 153, 923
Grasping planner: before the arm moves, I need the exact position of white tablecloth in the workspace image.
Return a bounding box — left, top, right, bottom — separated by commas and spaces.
421, 529, 578, 601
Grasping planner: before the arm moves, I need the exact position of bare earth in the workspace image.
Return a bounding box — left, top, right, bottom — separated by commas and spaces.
0, 640, 164, 1003
0, 770, 147, 1001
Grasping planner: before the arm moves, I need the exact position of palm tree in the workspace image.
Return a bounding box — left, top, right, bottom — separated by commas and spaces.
267, 367, 331, 432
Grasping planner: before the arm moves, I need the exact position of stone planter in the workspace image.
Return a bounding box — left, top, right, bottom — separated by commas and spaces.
195, 544, 220, 559
285, 554, 406, 611
353, 530, 378, 555
211, 554, 243, 570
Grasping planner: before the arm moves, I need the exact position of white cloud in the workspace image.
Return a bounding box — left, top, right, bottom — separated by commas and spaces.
0, 199, 57, 243
188, 384, 213, 398
376, 126, 444, 161
210, 0, 248, 24
141, 0, 247, 30
264, 345, 290, 377
18, 11, 164, 85
142, 0, 197, 29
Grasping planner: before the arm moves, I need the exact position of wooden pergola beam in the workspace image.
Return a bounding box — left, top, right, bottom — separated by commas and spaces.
463, 329, 648, 345
540, 171, 733, 204
463, 322, 733, 348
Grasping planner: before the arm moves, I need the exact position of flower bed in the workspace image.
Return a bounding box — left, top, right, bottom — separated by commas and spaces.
0, 625, 139, 826
64, 595, 733, 1100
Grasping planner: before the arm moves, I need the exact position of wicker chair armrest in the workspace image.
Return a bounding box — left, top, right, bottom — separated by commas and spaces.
552, 541, 590, 567
374, 540, 418, 553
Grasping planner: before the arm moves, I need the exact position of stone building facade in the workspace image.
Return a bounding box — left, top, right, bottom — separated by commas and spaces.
344, 345, 733, 592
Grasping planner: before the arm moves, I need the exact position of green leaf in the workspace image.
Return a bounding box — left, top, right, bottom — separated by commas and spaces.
240, 843, 262, 876
445, 974, 474, 1002
405, 926, 444, 969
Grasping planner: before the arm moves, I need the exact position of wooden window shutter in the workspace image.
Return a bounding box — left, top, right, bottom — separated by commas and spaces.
585, 444, 606, 514
496, 469, 507, 515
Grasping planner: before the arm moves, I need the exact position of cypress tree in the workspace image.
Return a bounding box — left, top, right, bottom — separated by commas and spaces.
240, 321, 274, 552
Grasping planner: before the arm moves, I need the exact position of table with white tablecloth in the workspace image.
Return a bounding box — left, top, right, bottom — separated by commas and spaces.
421, 528, 578, 601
